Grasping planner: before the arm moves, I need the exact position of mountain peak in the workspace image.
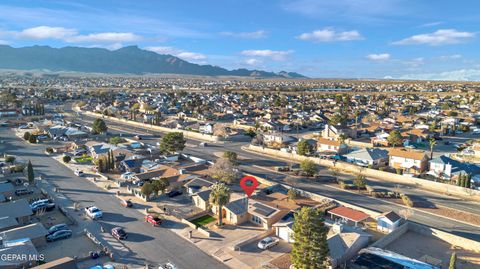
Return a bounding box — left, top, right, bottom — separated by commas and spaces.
0, 45, 307, 78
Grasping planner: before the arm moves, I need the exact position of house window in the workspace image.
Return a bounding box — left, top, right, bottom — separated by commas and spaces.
252, 215, 262, 225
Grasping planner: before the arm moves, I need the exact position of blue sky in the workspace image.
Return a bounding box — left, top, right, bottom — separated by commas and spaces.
0, 0, 479, 80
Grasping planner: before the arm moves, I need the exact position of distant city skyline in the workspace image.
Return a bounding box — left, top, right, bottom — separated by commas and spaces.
0, 1, 479, 80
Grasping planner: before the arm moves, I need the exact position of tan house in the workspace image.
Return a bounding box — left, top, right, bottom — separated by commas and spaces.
389, 148, 429, 174
194, 191, 288, 230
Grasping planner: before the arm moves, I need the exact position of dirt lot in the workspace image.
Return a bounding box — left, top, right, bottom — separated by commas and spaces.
385, 231, 480, 269
36, 208, 73, 228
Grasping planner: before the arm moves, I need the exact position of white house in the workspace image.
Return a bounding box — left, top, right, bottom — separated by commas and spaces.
376, 211, 402, 233
316, 137, 348, 154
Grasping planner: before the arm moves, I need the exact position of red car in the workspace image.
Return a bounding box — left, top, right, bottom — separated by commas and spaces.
145, 214, 162, 226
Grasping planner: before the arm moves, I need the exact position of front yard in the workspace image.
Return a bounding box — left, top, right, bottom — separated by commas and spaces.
190, 214, 216, 227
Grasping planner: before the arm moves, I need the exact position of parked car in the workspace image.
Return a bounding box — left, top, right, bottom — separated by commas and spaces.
46, 229, 72, 242
85, 206, 103, 219
111, 227, 127, 240
121, 199, 133, 208
30, 200, 55, 213
167, 189, 182, 198
74, 170, 84, 177
159, 262, 177, 269
48, 223, 69, 235
121, 172, 134, 180
15, 188, 34, 196
145, 214, 162, 226
444, 141, 451, 145
134, 135, 142, 140
199, 142, 207, 147
257, 237, 279, 250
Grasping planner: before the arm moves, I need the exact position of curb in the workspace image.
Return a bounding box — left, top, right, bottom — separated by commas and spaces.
251, 160, 480, 229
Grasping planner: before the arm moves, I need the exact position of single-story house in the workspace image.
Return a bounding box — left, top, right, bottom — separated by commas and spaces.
4, 223, 49, 248
328, 206, 370, 227
0, 216, 19, 232
328, 223, 371, 269
0, 238, 40, 268
344, 148, 389, 166
32, 257, 78, 269
184, 177, 214, 195
0, 199, 32, 225
0, 182, 14, 198
428, 155, 480, 181
376, 211, 403, 233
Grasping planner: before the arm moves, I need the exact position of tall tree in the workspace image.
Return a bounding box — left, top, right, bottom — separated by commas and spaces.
297, 140, 314, 156
428, 138, 437, 160
159, 132, 186, 154
300, 159, 318, 177
354, 174, 366, 192
209, 183, 231, 226
387, 130, 403, 148
291, 207, 329, 269
92, 118, 108, 134
27, 160, 34, 185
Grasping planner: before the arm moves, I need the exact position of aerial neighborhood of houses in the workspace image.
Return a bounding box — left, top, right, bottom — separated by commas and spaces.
0, 77, 480, 269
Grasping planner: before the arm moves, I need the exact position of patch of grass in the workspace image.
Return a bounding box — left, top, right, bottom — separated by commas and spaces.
74, 156, 93, 163
190, 215, 216, 227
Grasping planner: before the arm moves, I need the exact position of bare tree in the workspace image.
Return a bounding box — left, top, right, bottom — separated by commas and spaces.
399, 208, 414, 221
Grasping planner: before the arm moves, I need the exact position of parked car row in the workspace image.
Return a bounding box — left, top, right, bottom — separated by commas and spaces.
46, 223, 73, 242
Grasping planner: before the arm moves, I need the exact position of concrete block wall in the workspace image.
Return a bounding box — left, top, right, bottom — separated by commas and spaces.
81, 110, 222, 142
247, 145, 480, 200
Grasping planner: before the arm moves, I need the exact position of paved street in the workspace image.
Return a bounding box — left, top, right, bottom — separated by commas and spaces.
74, 111, 480, 241
0, 127, 228, 269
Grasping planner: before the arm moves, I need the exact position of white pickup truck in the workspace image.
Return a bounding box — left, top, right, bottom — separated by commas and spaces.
85, 206, 103, 219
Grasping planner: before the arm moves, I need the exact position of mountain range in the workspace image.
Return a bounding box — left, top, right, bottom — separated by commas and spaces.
0, 45, 306, 78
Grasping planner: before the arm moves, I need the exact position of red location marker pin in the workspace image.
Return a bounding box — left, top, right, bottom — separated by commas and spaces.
240, 176, 258, 197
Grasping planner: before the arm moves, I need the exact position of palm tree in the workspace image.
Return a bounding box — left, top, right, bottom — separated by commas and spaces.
429, 138, 437, 159
209, 183, 231, 226
338, 134, 347, 145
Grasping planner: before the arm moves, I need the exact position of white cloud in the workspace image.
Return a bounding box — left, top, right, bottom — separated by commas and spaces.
439, 54, 462, 60
145, 46, 206, 61
298, 28, 363, 42
366, 53, 391, 61
399, 69, 480, 81
393, 29, 475, 45
403, 57, 425, 68
240, 49, 292, 61
0, 40, 9, 45
17, 26, 77, 40
14, 25, 141, 44
67, 32, 140, 43
244, 58, 263, 65
220, 30, 267, 39
418, 21, 443, 28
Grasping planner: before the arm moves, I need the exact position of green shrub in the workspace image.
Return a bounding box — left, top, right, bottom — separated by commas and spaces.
62, 155, 71, 163
5, 155, 15, 164
45, 147, 54, 154
339, 182, 347, 189
13, 164, 24, 173
396, 168, 403, 175
28, 134, 37, 143
23, 132, 31, 141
